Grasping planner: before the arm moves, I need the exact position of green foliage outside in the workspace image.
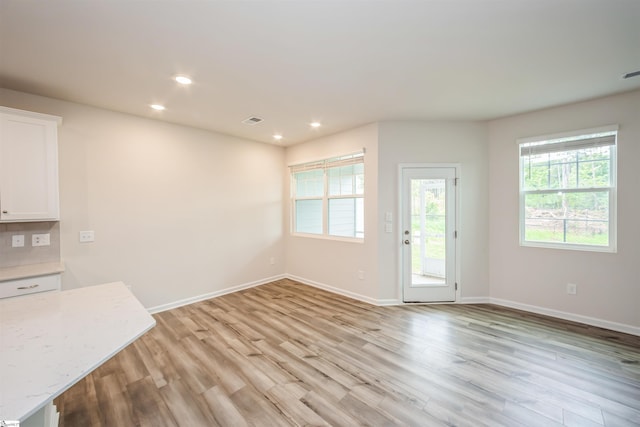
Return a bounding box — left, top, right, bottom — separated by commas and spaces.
410, 179, 447, 273
522, 146, 611, 246
522, 146, 611, 191
525, 228, 608, 246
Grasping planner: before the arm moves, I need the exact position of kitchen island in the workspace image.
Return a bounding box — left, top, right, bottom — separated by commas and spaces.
0, 282, 155, 426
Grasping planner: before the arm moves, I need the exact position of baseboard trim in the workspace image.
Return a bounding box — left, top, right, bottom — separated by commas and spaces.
458, 297, 491, 304
286, 274, 383, 306
490, 297, 640, 337
377, 298, 402, 306
147, 274, 286, 314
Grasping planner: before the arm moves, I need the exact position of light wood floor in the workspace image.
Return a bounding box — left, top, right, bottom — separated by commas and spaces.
54, 279, 640, 426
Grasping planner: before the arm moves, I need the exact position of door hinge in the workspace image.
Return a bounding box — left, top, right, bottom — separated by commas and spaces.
454, 230, 458, 238
455, 282, 458, 291
454, 178, 459, 186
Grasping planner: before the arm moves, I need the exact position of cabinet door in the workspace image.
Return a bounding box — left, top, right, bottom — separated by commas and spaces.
0, 112, 59, 221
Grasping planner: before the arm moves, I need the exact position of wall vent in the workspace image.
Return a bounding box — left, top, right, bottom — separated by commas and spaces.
242, 116, 264, 125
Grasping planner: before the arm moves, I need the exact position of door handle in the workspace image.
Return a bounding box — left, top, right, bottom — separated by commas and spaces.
404, 240, 410, 245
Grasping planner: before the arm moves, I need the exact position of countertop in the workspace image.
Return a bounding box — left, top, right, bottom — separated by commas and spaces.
0, 282, 156, 422
0, 261, 65, 282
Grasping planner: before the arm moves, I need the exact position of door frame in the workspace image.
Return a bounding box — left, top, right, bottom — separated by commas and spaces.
397, 163, 461, 303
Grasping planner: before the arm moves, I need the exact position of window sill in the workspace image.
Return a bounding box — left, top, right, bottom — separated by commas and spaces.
291, 232, 364, 244
520, 240, 616, 253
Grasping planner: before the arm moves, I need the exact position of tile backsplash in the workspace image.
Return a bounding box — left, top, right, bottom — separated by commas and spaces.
0, 222, 60, 268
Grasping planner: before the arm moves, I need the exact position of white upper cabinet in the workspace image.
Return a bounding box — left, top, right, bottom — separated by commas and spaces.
0, 107, 62, 222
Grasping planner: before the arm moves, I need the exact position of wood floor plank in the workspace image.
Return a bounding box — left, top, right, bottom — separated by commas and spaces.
127, 376, 178, 427
299, 390, 363, 426
229, 386, 292, 427
202, 385, 249, 427
266, 382, 330, 426
54, 279, 640, 426
56, 370, 102, 427
93, 373, 138, 426
160, 380, 220, 427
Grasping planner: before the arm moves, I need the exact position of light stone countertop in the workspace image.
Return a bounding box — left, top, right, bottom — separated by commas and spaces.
0, 282, 156, 422
0, 261, 65, 282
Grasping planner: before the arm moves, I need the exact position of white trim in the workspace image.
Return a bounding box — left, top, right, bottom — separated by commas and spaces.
290, 232, 364, 244
146, 274, 286, 314
0, 105, 63, 125
490, 297, 639, 337
377, 299, 402, 306
286, 274, 381, 306
457, 297, 491, 304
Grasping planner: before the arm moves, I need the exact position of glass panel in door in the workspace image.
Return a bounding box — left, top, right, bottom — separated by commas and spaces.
410, 178, 447, 286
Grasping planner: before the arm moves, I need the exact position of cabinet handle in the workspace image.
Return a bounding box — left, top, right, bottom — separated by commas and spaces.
17, 284, 39, 290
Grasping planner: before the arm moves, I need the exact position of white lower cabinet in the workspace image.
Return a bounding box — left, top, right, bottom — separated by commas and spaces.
0, 274, 61, 299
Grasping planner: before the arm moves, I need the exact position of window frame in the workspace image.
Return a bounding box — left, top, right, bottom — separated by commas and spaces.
290, 152, 365, 242
518, 125, 618, 253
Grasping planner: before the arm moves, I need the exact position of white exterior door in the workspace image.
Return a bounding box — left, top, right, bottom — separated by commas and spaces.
401, 166, 457, 302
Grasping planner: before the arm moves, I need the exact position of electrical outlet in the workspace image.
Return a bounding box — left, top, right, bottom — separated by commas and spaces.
79, 230, 95, 243
12, 235, 25, 247
32, 233, 50, 247
357, 270, 365, 280
270, 257, 275, 265
567, 283, 577, 295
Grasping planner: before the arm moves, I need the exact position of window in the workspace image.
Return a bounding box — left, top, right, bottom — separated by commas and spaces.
291, 152, 364, 239
519, 126, 617, 252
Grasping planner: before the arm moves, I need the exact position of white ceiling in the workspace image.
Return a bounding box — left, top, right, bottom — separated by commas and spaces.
1, 0, 639, 146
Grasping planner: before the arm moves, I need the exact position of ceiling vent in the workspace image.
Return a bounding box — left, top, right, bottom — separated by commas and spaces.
622, 70, 640, 79
242, 116, 264, 125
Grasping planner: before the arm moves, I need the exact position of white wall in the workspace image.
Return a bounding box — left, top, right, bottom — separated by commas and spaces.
284, 124, 380, 302
4, 85, 637, 332
488, 90, 640, 329
0, 88, 285, 309
377, 121, 490, 301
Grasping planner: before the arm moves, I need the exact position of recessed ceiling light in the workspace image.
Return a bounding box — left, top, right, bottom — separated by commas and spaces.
150, 104, 165, 111
273, 134, 283, 141
310, 121, 321, 128
174, 75, 192, 85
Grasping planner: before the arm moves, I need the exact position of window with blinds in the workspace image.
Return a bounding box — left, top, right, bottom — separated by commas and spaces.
518, 126, 617, 252
290, 152, 364, 239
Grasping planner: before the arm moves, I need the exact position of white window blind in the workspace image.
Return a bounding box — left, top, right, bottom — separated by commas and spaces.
289, 151, 365, 173
520, 134, 615, 156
